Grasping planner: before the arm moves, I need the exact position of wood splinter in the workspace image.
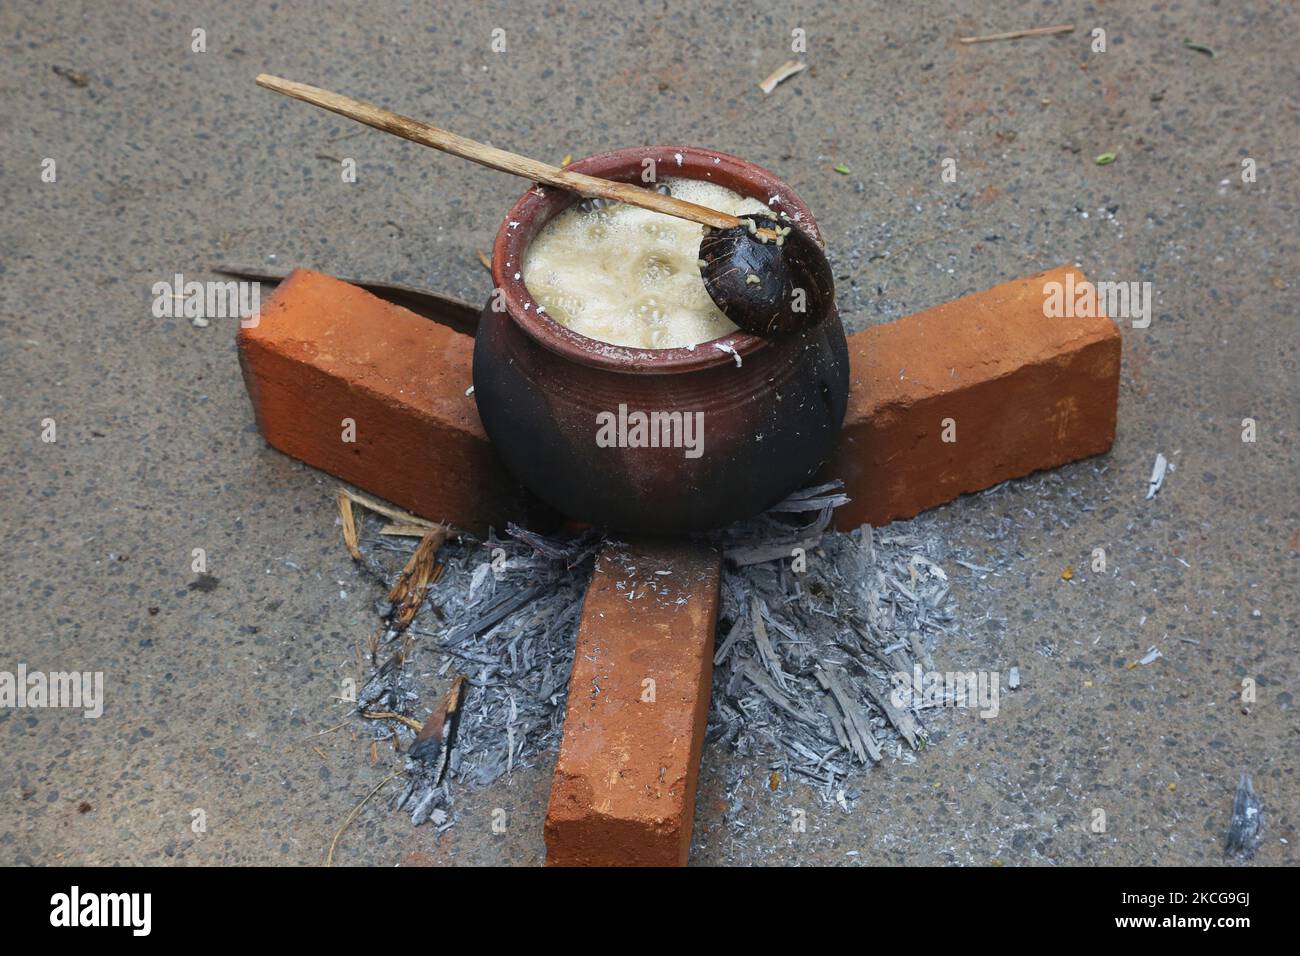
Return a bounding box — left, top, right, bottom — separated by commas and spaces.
758, 60, 806, 94
958, 24, 1074, 44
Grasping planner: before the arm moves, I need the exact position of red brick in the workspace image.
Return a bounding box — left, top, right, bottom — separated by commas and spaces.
829, 265, 1121, 529
545, 539, 721, 866
237, 269, 527, 533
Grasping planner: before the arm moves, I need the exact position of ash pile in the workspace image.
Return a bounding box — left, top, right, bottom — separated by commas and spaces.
343, 480, 957, 831
711, 482, 954, 812
343, 494, 596, 832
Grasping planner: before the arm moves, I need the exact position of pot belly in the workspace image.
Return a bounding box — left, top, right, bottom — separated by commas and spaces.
472, 305, 848, 534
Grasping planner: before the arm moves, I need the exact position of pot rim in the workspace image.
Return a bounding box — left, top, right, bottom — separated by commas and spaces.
490, 145, 827, 374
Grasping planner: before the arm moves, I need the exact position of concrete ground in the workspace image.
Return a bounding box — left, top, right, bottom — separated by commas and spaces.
1, 0, 1295, 866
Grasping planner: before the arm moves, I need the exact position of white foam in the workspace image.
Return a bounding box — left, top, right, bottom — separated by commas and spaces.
522, 178, 769, 349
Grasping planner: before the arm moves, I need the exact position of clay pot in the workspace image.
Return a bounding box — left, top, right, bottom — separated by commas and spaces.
472, 146, 848, 534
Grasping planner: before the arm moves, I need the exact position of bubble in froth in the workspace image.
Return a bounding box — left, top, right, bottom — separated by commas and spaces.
638, 253, 675, 286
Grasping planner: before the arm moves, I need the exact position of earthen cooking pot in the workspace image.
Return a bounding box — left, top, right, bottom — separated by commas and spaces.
472, 146, 848, 534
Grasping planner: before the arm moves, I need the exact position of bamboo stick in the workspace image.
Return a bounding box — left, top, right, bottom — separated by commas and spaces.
256, 74, 745, 231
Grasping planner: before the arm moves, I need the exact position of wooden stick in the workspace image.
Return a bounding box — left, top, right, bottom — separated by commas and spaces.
336, 486, 440, 531
256, 74, 744, 231
958, 24, 1074, 44
214, 262, 480, 335
215, 262, 477, 315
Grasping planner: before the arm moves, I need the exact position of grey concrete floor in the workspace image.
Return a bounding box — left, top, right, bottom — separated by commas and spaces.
1, 0, 1295, 866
